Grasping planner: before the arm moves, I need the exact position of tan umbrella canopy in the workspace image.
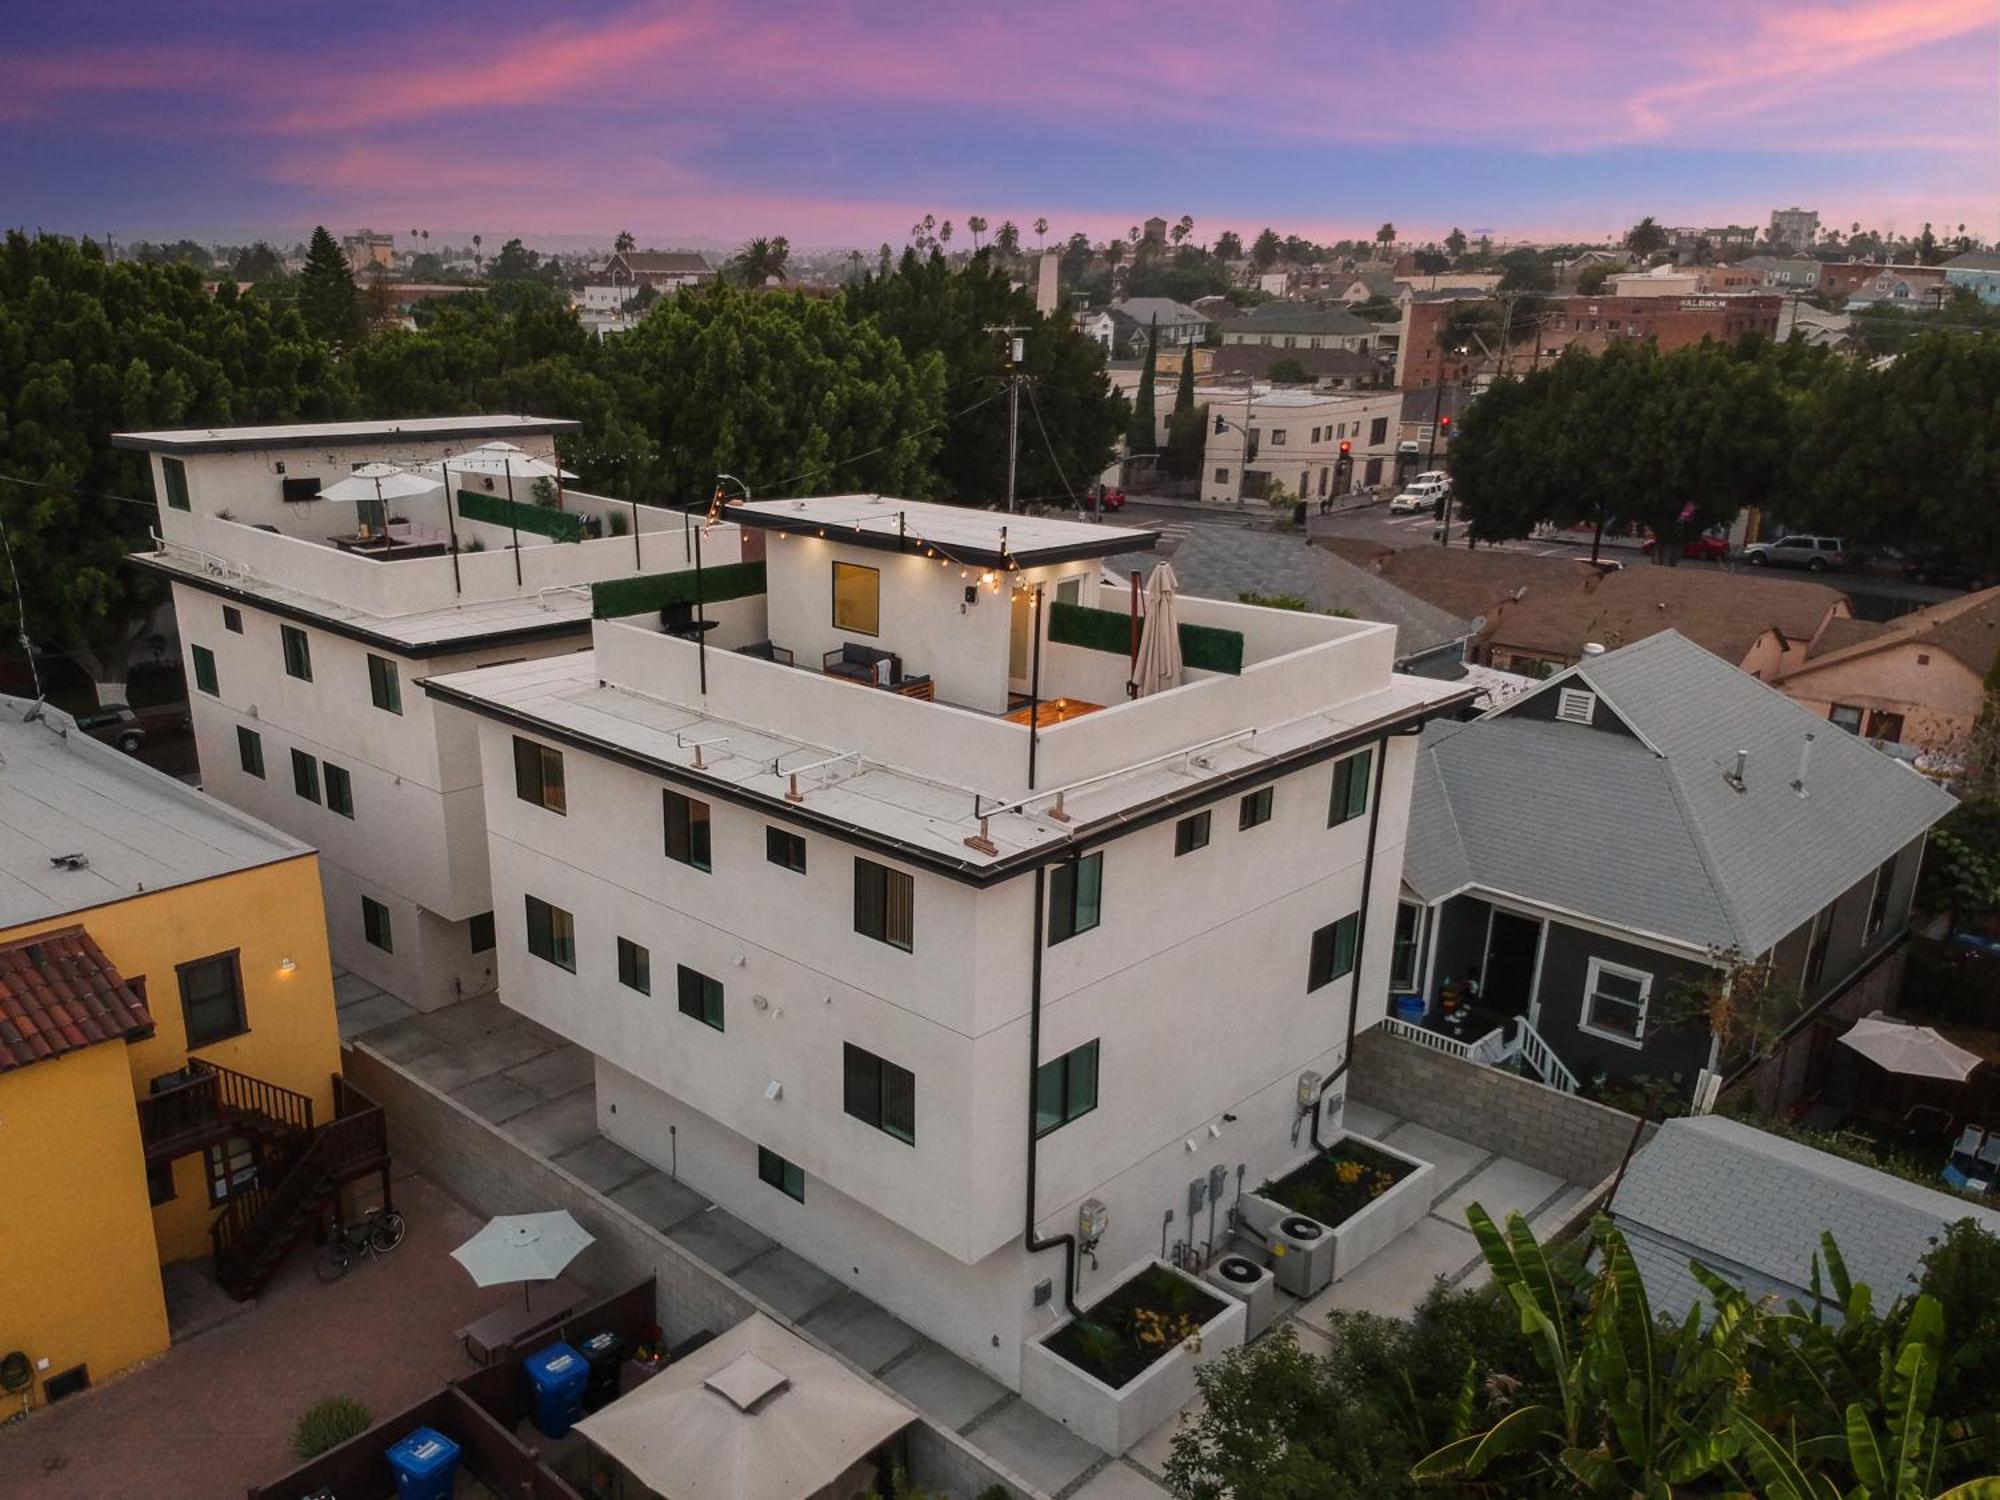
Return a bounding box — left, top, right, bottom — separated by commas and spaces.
575, 1313, 913, 1500
1129, 561, 1184, 698
318, 461, 442, 506
1837, 1014, 1983, 1082
433, 440, 577, 482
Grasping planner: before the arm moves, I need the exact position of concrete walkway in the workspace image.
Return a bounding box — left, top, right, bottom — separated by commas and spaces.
334, 974, 1139, 1498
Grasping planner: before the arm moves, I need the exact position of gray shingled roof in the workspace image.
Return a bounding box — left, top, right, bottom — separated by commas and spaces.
1612, 1116, 2000, 1321
1104, 529, 1473, 665
1110, 297, 1210, 328
1227, 305, 1375, 337
1405, 631, 1956, 952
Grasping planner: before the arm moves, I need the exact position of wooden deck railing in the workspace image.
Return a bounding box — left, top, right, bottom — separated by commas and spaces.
136, 1058, 316, 1160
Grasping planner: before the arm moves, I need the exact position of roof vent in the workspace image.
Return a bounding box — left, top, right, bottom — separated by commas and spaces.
1791, 732, 1815, 795
49, 852, 90, 871
1555, 688, 1597, 725
1581, 642, 1607, 656
1726, 749, 1748, 792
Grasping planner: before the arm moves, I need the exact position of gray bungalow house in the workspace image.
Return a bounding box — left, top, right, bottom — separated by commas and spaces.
1393, 631, 1955, 1101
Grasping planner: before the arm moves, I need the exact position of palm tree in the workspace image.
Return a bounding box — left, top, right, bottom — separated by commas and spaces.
732, 236, 790, 286
846, 248, 864, 282
938, 221, 953, 252
1034, 217, 1049, 252
471, 234, 483, 275
615, 230, 636, 254
1172, 214, 1193, 247
966, 216, 987, 251
1376, 222, 1397, 257
1624, 216, 1668, 257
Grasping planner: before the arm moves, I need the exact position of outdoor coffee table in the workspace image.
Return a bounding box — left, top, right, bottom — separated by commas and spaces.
456, 1275, 586, 1365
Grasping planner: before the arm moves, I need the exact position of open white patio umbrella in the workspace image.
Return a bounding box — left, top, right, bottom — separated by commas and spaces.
1129, 560, 1184, 698
435, 440, 577, 483
452, 1210, 594, 1311
1837, 1014, 1983, 1082
319, 461, 443, 506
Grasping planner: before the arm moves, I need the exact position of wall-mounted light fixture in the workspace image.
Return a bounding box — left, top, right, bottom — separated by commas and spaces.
278, 958, 298, 975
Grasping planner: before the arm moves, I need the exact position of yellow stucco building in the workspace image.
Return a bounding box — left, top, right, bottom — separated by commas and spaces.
0, 696, 355, 1410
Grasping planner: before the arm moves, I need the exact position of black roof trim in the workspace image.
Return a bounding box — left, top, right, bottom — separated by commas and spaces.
129, 554, 591, 660
110, 417, 581, 455
419, 675, 1476, 886
729, 508, 1159, 570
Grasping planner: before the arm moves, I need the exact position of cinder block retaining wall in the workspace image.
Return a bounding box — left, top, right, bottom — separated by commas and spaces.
346, 1043, 1037, 1500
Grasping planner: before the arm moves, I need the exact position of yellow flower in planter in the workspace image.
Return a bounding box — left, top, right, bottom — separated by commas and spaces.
1133, 1308, 1203, 1354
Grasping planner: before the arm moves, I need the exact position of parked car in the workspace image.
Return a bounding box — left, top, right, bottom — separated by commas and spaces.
1089, 485, 1126, 513
74, 702, 189, 754
1641, 531, 1729, 561
1901, 547, 1989, 591
1409, 471, 1450, 489
1389, 479, 1448, 514
1741, 534, 1848, 572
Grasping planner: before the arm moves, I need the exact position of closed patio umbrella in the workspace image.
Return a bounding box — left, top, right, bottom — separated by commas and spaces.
1129, 561, 1184, 698
452, 1210, 594, 1311
1837, 1014, 1983, 1082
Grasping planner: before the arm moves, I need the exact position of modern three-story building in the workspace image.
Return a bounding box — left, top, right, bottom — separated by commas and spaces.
425, 495, 1467, 1386
120, 417, 737, 1007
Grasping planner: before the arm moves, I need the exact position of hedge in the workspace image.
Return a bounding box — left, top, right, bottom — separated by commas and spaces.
1047, 601, 1244, 675
457, 488, 586, 544
592, 561, 768, 619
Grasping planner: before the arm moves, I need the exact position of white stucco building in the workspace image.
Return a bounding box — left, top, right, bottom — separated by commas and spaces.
424, 495, 1467, 1391
119, 416, 736, 1007
1193, 387, 1404, 504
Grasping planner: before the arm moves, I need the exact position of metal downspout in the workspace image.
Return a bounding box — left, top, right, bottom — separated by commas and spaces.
1024, 863, 1084, 1317
1314, 734, 1392, 1151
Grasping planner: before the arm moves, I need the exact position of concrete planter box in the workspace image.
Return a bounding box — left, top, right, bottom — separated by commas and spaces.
1246, 1132, 1436, 1285
1022, 1259, 1247, 1454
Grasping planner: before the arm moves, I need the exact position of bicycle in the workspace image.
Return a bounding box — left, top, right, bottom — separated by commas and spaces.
315, 1206, 407, 1282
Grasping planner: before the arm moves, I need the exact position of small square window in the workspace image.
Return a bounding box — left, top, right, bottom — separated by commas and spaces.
178, 951, 246, 1048
236, 726, 264, 779
766, 827, 807, 873
1581, 959, 1651, 1044
1214, 467, 1230, 484
1329, 749, 1372, 827
206, 1136, 258, 1205
469, 911, 496, 953
1049, 853, 1103, 945
832, 561, 881, 636
617, 937, 651, 994
525, 894, 576, 972
854, 858, 914, 950
1239, 786, 1273, 828
843, 1042, 916, 1144
222, 606, 243, 635
280, 625, 312, 682
190, 644, 218, 696
665, 790, 712, 871
1174, 810, 1211, 856
758, 1146, 805, 1201
368, 655, 403, 715
513, 737, 566, 814
291, 748, 320, 804
361, 896, 393, 952
1308, 913, 1360, 991
161, 456, 191, 511
1034, 1039, 1100, 1137
677, 965, 724, 1030
324, 762, 354, 819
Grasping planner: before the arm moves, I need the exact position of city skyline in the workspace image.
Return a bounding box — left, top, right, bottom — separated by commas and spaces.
5, 0, 1995, 248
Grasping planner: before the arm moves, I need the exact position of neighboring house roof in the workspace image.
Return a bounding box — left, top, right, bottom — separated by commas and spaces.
617, 251, 713, 276
1795, 586, 2000, 679
1213, 346, 1379, 380
1324, 540, 1604, 633
0, 694, 311, 929
1612, 1116, 2000, 1320
1344, 271, 1401, 298
1106, 529, 1474, 665
1945, 251, 2000, 272
0, 926, 154, 1073
1405, 630, 1956, 952
1227, 305, 1375, 337
1110, 297, 1209, 328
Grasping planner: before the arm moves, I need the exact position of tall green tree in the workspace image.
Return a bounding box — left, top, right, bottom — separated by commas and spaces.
1251, 228, 1282, 271
1624, 216, 1668, 258
1162, 346, 1203, 480
298, 225, 363, 347
1129, 318, 1159, 453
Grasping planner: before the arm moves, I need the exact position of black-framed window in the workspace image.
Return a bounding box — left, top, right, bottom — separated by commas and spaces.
854, 858, 914, 951
831, 560, 881, 635
206, 1136, 258, 1205
843, 1043, 915, 1144
1805, 910, 1834, 986
1239, 786, 1274, 828
161, 456, 191, 511
1035, 1039, 1100, 1137
1308, 912, 1360, 991
766, 826, 807, 874
1329, 748, 1372, 826
617, 937, 651, 995
291, 748, 320, 803
664, 790, 713, 871
513, 736, 566, 814
222, 605, 243, 634
146, 1159, 177, 1206
368, 654, 403, 715
525, 894, 576, 972
324, 762, 354, 819
1867, 854, 1897, 939
758, 1146, 805, 1202
469, 910, 496, 953
280, 625, 312, 682
190, 644, 218, 696
179, 951, 246, 1047
236, 726, 264, 778
1048, 853, 1103, 944
1390, 901, 1423, 991
361, 895, 393, 952
677, 965, 724, 1030
1174, 810, 1211, 856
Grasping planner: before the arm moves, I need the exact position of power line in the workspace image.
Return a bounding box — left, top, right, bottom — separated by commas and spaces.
762, 387, 1006, 496
0, 470, 162, 513
1023, 379, 1082, 511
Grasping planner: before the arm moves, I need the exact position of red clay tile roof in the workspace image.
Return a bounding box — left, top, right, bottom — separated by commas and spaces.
0, 926, 154, 1073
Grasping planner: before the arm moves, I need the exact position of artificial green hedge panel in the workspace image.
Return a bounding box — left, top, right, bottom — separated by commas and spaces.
457, 488, 587, 544
592, 561, 768, 619
1047, 601, 1244, 675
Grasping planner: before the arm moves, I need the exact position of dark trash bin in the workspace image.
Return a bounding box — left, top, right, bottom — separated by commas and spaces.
524, 1341, 589, 1438
385, 1426, 461, 1500
577, 1329, 628, 1411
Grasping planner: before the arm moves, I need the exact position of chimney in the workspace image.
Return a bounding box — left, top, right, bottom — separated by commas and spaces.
1792, 732, 1815, 794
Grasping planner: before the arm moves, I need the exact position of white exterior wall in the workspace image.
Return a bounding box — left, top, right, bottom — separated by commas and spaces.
473, 698, 1418, 1385
1198, 391, 1402, 504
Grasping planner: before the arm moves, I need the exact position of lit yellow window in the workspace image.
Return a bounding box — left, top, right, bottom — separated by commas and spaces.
832, 561, 880, 636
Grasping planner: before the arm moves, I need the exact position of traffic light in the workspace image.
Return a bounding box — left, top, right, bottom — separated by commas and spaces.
1213, 414, 1227, 435
1338, 439, 1352, 456
1439, 415, 1453, 438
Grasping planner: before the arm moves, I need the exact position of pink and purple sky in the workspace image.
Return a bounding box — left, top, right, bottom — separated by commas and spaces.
4, 0, 1995, 250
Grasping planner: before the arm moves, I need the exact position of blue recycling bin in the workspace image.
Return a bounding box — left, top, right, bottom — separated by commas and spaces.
524, 1340, 589, 1438
386, 1426, 460, 1500
1390, 993, 1426, 1023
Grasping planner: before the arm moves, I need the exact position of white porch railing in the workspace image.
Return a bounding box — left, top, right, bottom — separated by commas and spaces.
1510, 1017, 1579, 1094
1378, 1016, 1508, 1063
1376, 1014, 1578, 1095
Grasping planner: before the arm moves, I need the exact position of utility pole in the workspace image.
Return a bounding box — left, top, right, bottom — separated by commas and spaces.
987, 324, 1030, 512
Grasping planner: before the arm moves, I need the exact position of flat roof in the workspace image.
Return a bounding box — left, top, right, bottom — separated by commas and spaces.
424, 652, 1467, 884
111, 415, 581, 455
0, 695, 311, 929
728, 495, 1158, 568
